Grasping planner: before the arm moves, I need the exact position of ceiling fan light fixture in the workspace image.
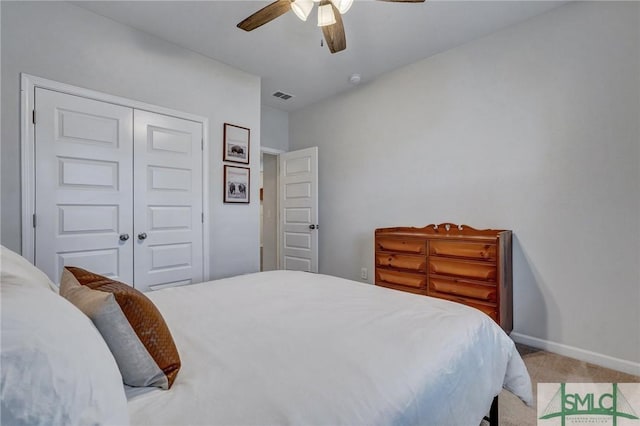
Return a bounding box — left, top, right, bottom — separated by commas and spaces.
332, 0, 354, 14
317, 3, 336, 27
291, 0, 314, 21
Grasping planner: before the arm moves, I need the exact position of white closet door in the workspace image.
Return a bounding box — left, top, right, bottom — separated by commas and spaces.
34, 88, 134, 284
133, 110, 203, 292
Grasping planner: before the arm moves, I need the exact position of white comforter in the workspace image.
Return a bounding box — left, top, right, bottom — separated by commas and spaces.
129, 271, 532, 426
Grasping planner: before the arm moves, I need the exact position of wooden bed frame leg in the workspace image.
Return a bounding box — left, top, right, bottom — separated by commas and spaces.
489, 395, 499, 426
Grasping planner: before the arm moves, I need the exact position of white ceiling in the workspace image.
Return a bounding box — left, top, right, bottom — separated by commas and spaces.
74, 1, 567, 112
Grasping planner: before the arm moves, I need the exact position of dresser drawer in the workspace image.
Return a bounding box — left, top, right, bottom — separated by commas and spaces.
429, 277, 496, 303
428, 258, 496, 281
429, 293, 498, 322
376, 281, 425, 296
465, 301, 498, 323
375, 253, 426, 272
375, 269, 426, 289
376, 238, 425, 254
429, 241, 496, 262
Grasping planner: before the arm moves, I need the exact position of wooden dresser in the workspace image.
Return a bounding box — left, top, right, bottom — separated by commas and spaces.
374, 223, 512, 333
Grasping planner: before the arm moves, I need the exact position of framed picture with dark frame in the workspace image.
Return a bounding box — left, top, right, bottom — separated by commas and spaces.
224, 165, 250, 204
223, 123, 250, 164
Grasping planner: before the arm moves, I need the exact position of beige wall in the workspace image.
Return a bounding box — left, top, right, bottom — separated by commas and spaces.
262, 105, 289, 152
1, 1, 262, 279
290, 2, 640, 370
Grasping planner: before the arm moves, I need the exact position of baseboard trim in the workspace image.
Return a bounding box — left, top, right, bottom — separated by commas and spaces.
511, 332, 640, 377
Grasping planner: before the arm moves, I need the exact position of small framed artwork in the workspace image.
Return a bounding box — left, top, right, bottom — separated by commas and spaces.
223, 123, 250, 164
224, 165, 250, 204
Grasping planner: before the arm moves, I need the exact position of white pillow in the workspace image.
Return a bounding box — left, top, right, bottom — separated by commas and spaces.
0, 245, 57, 291
60, 267, 182, 389
0, 283, 130, 425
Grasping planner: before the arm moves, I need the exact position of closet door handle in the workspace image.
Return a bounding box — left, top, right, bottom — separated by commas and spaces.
309, 224, 316, 230
119, 233, 130, 242
138, 232, 148, 241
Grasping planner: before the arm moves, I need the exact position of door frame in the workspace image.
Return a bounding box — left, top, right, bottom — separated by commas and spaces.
20, 74, 211, 280
260, 146, 285, 269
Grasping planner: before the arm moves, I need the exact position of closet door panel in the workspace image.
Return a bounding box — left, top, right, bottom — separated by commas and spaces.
133, 110, 203, 292
34, 88, 134, 284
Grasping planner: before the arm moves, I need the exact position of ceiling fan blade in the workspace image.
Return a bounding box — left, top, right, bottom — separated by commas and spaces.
321, 1, 346, 54
237, 0, 292, 32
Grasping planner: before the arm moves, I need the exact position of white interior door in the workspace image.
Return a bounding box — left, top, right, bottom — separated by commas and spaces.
34, 88, 134, 284
278, 147, 318, 272
133, 110, 203, 292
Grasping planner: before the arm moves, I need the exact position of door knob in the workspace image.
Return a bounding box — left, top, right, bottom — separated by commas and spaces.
309, 224, 316, 230
119, 233, 130, 241
138, 232, 148, 240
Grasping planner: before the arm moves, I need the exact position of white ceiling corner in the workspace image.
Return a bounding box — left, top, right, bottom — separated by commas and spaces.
72, 0, 568, 112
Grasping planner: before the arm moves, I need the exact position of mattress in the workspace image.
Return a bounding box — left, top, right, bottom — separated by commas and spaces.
128, 270, 532, 425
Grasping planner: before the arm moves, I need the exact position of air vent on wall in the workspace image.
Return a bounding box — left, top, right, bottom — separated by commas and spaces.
272, 91, 294, 100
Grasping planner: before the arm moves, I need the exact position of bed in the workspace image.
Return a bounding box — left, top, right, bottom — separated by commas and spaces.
1, 246, 532, 426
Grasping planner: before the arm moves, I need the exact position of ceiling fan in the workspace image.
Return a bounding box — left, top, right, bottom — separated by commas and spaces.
237, 0, 425, 54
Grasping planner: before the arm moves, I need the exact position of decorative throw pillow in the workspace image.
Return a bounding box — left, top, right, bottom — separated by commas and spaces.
60, 267, 181, 389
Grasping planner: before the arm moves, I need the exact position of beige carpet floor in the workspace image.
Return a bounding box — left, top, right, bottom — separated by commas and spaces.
485, 344, 640, 425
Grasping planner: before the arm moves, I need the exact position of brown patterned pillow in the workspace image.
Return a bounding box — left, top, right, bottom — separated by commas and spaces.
60, 267, 181, 389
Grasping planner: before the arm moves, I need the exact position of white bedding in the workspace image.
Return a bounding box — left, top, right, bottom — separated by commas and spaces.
129, 270, 532, 426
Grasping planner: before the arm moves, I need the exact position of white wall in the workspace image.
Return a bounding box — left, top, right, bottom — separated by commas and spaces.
1, 1, 262, 279
261, 105, 289, 152
290, 2, 640, 369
